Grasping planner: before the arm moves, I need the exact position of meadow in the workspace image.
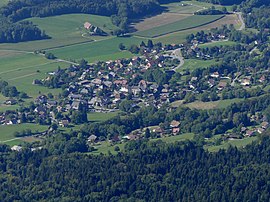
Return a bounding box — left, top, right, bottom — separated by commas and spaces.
0, 14, 117, 51
49, 36, 144, 62
0, 52, 67, 99
87, 111, 120, 123
135, 15, 224, 38
177, 58, 220, 73
0, 124, 48, 142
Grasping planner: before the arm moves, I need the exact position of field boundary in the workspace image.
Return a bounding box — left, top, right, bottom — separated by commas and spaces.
135, 15, 225, 38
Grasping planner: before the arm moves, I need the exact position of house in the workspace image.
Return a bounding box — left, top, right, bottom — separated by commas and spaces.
59, 119, 69, 127
210, 72, 219, 78
218, 81, 227, 90
241, 78, 251, 86
172, 127, 180, 135
208, 79, 215, 87
5, 99, 16, 105
245, 130, 256, 137
257, 128, 265, 134
259, 75, 266, 83
88, 134, 97, 143
84, 22, 92, 30
11, 145, 22, 152
170, 120, 180, 128
261, 122, 269, 129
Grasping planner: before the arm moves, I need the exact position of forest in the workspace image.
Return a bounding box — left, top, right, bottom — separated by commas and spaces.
0, 135, 270, 201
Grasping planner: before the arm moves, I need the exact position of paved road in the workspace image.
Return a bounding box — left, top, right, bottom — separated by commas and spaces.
168, 48, 185, 71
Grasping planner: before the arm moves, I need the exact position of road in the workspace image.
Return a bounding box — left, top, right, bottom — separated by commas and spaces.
168, 48, 185, 71
236, 12, 245, 31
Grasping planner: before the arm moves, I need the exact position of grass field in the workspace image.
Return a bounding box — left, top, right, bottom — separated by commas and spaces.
199, 40, 237, 48
0, 14, 117, 51
0, 52, 67, 98
50, 36, 143, 62
163, 2, 202, 14
0, 123, 48, 142
88, 112, 119, 122
178, 58, 220, 73
206, 136, 258, 152
135, 15, 224, 38
91, 133, 194, 155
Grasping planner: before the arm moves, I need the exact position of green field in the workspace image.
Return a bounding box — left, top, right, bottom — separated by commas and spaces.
206, 136, 258, 152
199, 40, 237, 48
163, 2, 202, 14
0, 123, 48, 142
0, 14, 118, 51
177, 58, 219, 73
88, 112, 119, 122
0, 52, 67, 98
50, 36, 144, 62
135, 15, 224, 38
91, 133, 194, 155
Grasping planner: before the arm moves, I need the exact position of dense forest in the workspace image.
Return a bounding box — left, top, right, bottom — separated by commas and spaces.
0, 136, 270, 201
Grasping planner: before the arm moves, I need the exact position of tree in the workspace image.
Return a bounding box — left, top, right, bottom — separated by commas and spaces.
118, 43, 125, 50
128, 45, 139, 54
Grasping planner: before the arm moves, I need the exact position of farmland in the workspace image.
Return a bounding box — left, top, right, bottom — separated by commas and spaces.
0, 52, 67, 98
135, 15, 224, 38
49, 36, 144, 62
0, 14, 117, 51
0, 123, 48, 142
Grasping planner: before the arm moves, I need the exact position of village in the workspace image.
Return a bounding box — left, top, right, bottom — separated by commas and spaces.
1, 30, 268, 149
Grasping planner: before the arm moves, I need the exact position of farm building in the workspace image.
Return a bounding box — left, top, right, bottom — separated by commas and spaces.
84, 22, 92, 30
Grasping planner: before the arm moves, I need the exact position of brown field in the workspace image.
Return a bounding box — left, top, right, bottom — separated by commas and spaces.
0, 50, 24, 58
132, 13, 191, 32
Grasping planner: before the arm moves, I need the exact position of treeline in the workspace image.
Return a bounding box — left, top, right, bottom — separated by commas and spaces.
1, 136, 270, 201
0, 18, 47, 43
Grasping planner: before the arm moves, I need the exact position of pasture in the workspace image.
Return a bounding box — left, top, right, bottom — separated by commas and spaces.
135, 15, 224, 38
88, 112, 119, 123
178, 58, 220, 73
0, 14, 117, 51
0, 52, 67, 98
0, 123, 48, 142
206, 136, 258, 152
49, 36, 144, 62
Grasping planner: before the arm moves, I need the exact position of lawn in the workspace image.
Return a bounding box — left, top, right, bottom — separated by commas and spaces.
0, 53, 67, 98
0, 123, 49, 142
178, 58, 220, 73
88, 112, 119, 122
50, 36, 144, 62
0, 14, 118, 51
135, 15, 224, 38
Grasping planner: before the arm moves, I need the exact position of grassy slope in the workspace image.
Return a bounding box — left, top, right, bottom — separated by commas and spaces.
50, 36, 144, 62
0, 14, 117, 51
135, 15, 224, 38
0, 124, 48, 142
87, 112, 119, 122
177, 58, 220, 73
0, 53, 66, 98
